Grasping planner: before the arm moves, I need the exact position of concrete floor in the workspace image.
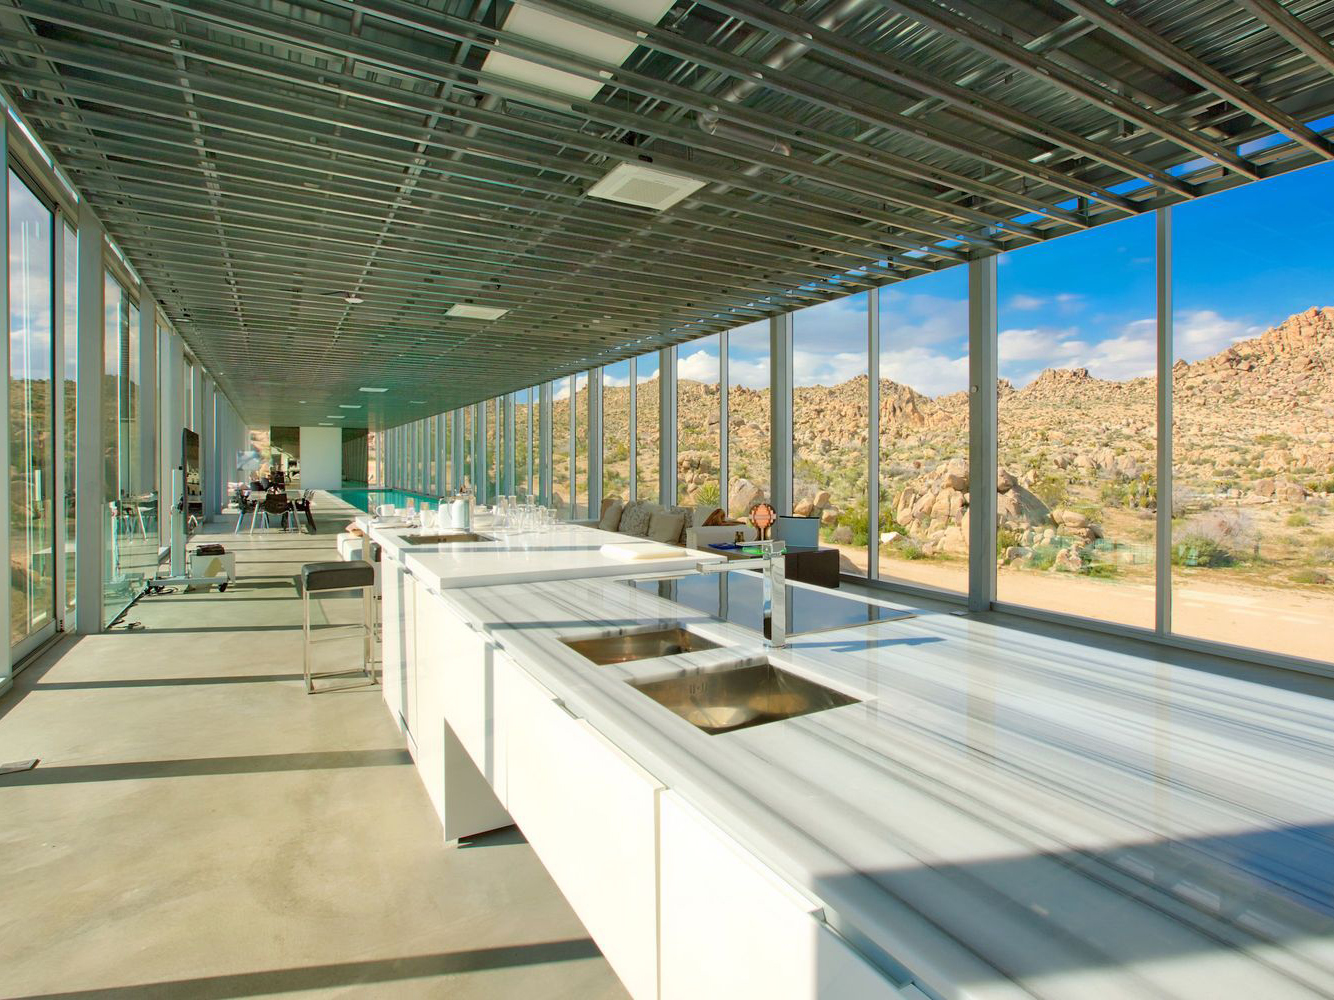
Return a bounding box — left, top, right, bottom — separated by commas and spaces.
0, 496, 629, 1000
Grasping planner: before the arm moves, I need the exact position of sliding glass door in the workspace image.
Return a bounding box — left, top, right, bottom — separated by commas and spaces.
8, 169, 56, 656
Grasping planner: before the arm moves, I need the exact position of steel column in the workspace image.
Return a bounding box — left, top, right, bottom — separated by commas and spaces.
769, 313, 793, 517
967, 255, 998, 613
1156, 207, 1173, 636
73, 202, 104, 634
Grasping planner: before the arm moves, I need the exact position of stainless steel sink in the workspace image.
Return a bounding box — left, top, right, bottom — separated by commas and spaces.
628, 659, 859, 735
561, 626, 722, 665
402, 532, 492, 545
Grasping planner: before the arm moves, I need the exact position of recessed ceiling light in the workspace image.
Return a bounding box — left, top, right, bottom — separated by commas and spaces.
359, 386, 388, 393
446, 303, 509, 321
587, 161, 705, 211
409, 400, 426, 404
326, 415, 345, 419
318, 422, 333, 426
338, 404, 362, 409
344, 293, 364, 305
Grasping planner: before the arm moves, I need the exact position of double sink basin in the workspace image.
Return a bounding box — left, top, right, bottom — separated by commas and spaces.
561, 625, 859, 736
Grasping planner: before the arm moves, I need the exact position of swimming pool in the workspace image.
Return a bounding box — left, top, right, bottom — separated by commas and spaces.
325, 487, 437, 512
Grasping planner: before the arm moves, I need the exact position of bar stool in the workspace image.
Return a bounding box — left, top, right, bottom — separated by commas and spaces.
297, 560, 376, 694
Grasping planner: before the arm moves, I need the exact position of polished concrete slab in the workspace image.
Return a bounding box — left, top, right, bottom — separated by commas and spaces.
0, 497, 629, 999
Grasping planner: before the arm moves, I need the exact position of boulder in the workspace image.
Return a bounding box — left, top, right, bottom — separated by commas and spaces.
1052, 546, 1084, 573
728, 478, 766, 514
820, 508, 840, 528
996, 468, 1018, 493
831, 525, 854, 545
813, 489, 832, 509
880, 531, 901, 545
1052, 508, 1089, 529
793, 498, 815, 518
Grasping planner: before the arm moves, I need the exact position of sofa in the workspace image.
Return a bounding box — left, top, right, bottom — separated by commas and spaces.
577, 498, 757, 551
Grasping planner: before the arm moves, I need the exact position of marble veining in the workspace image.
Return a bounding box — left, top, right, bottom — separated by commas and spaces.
374, 520, 1334, 998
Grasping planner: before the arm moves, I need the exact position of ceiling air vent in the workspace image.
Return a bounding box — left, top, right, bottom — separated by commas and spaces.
587, 162, 706, 211
446, 304, 509, 320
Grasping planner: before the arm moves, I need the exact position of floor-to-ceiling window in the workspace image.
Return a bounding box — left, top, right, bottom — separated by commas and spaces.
727, 321, 769, 517
574, 372, 589, 517
603, 362, 631, 500
996, 213, 1157, 627
1171, 164, 1334, 664
103, 272, 128, 625
792, 295, 869, 575
61, 219, 76, 620
8, 170, 56, 651
552, 377, 572, 513
635, 354, 660, 503
677, 335, 720, 507
877, 268, 970, 594
514, 392, 531, 499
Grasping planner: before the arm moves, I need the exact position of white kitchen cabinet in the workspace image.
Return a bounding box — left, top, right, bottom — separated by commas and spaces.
379, 553, 412, 742
659, 792, 901, 1000
502, 662, 662, 1000
411, 582, 510, 842
432, 599, 509, 805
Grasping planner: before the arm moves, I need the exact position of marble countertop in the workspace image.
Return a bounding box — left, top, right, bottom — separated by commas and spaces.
431, 573, 1334, 1000
359, 517, 724, 589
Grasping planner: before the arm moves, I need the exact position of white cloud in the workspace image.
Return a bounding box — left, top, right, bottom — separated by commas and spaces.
602, 373, 631, 388
879, 347, 970, 397
1174, 309, 1261, 362
676, 348, 719, 384
728, 356, 770, 389
1008, 293, 1045, 311
793, 349, 869, 388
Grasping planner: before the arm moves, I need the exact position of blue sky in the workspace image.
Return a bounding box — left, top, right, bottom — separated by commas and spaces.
665, 160, 1334, 399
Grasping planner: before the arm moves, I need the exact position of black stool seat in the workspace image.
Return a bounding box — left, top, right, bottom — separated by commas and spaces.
299, 560, 374, 596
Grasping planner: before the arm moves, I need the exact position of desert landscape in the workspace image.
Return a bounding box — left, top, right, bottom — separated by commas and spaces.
551, 306, 1334, 657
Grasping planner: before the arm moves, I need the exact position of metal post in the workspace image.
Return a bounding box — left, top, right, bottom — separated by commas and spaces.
867, 287, 881, 579
200, 377, 215, 520
504, 393, 516, 497
74, 202, 104, 634
967, 255, 998, 613
1156, 207, 1173, 636
660, 347, 677, 506
588, 368, 603, 515
160, 329, 183, 557
719, 330, 730, 515
138, 303, 157, 496
539, 381, 553, 505
769, 313, 793, 516
628, 357, 637, 502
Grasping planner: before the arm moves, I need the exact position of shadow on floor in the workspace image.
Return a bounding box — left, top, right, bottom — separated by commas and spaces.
0, 747, 410, 786
7, 938, 604, 999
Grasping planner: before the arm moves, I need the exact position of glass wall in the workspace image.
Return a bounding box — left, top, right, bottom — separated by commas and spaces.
514, 392, 531, 499
635, 353, 660, 503
8, 170, 55, 649
61, 220, 76, 618
603, 361, 631, 500
995, 213, 1157, 627
792, 296, 869, 575
573, 372, 589, 517
727, 321, 769, 517
552, 377, 572, 514
677, 335, 720, 507
877, 268, 970, 594
1171, 164, 1334, 662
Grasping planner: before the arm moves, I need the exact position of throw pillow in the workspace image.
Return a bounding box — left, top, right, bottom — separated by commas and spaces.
618, 501, 658, 537
598, 499, 624, 532
647, 510, 686, 546
702, 507, 728, 527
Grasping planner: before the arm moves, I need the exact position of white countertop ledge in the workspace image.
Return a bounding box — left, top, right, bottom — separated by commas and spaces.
425, 570, 1334, 1000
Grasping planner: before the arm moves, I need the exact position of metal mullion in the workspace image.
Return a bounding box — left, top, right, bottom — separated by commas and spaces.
718, 330, 729, 517
568, 377, 577, 518
660, 347, 677, 507
628, 358, 637, 503
867, 287, 880, 581
1156, 207, 1173, 637
967, 255, 998, 613
539, 383, 553, 507
588, 369, 602, 518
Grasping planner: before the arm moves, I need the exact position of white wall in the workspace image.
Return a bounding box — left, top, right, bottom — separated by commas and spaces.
298, 426, 343, 489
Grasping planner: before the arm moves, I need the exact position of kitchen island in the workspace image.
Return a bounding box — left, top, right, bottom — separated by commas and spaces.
367, 519, 1334, 1000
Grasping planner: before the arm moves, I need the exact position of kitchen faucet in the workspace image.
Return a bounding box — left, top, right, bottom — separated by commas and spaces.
696, 538, 788, 647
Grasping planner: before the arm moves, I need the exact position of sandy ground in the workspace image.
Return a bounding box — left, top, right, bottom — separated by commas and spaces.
834, 547, 1334, 664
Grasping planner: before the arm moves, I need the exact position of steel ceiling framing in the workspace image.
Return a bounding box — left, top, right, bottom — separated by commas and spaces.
0, 0, 1329, 427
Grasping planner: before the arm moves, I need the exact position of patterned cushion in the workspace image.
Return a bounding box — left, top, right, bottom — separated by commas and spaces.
618, 501, 660, 537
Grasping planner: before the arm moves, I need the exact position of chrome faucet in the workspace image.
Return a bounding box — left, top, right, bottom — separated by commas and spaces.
696, 539, 788, 647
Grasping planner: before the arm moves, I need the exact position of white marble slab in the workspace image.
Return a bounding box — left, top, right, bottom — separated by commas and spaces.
430, 574, 1334, 1000
362, 517, 724, 590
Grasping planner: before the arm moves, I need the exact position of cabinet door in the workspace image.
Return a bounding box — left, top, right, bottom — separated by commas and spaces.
433, 602, 507, 804
379, 556, 410, 736
502, 664, 661, 1000
413, 578, 445, 820
659, 792, 901, 1000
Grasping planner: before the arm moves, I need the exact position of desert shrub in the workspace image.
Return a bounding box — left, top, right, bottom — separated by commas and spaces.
1173, 508, 1257, 563
997, 527, 1021, 551
1083, 562, 1119, 579
899, 542, 925, 560
832, 504, 893, 547
1287, 512, 1311, 528
694, 481, 721, 508
1307, 477, 1334, 495
1171, 536, 1233, 568
1028, 546, 1058, 571
1030, 474, 1068, 509
1292, 569, 1330, 585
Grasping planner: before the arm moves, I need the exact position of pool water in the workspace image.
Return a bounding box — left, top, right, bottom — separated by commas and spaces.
326, 487, 438, 512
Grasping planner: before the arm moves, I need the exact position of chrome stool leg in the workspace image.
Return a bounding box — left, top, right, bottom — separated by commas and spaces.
302, 581, 377, 694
